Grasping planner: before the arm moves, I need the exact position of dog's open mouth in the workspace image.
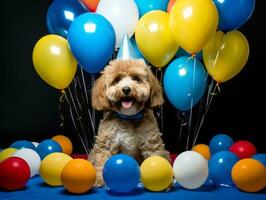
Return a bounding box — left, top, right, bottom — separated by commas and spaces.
121, 97, 134, 109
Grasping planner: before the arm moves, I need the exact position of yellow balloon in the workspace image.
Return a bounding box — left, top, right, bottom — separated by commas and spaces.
140, 156, 173, 191
169, 0, 218, 54
203, 31, 249, 83
32, 34, 77, 90
135, 11, 179, 68
40, 152, 72, 186
0, 148, 17, 163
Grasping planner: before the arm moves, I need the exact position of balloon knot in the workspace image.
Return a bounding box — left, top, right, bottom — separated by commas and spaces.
60, 90, 66, 102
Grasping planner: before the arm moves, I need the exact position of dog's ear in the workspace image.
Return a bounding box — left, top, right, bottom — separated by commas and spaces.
148, 68, 164, 108
92, 73, 110, 111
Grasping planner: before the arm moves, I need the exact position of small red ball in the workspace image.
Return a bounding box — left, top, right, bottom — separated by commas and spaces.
0, 157, 31, 190
229, 141, 257, 159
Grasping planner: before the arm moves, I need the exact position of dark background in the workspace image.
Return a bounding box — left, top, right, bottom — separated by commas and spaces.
1, 0, 265, 153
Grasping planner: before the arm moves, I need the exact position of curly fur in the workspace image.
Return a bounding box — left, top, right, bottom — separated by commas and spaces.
89, 59, 170, 187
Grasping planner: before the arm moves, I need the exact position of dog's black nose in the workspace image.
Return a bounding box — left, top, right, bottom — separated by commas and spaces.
122, 86, 131, 96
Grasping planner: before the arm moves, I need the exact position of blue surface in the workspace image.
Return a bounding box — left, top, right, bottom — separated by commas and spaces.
1, 176, 265, 200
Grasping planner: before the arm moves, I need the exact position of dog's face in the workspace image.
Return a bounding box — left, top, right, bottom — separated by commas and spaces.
92, 59, 164, 115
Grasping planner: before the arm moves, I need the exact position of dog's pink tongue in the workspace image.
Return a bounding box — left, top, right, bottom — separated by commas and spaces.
122, 101, 132, 109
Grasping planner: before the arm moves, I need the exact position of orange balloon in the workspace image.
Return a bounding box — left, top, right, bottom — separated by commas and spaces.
52, 135, 73, 155
61, 159, 96, 193
232, 158, 266, 192
167, 0, 176, 13
192, 144, 211, 160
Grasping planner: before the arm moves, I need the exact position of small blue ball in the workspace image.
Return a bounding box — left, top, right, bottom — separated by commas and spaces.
103, 154, 140, 193
37, 139, 62, 159
209, 151, 239, 186
10, 140, 36, 151
209, 134, 234, 155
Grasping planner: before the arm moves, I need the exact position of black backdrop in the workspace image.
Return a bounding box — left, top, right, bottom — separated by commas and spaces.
1, 0, 265, 153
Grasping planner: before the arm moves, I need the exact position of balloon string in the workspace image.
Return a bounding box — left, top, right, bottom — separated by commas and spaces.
177, 112, 188, 146
191, 47, 221, 147
64, 89, 89, 156
90, 74, 96, 135
70, 83, 91, 151
80, 68, 89, 104
192, 82, 220, 147
67, 87, 90, 155
178, 118, 184, 145
58, 90, 66, 128
155, 68, 164, 132
73, 77, 94, 149
75, 74, 96, 138
77, 69, 96, 145
159, 69, 164, 132
73, 78, 83, 110
186, 57, 196, 150
191, 77, 213, 147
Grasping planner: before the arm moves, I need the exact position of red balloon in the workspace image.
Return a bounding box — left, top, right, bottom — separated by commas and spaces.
0, 157, 30, 190
229, 141, 257, 159
80, 0, 100, 12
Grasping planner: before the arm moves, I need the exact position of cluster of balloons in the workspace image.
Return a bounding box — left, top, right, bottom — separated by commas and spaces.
0, 135, 75, 191
192, 134, 266, 192
163, 0, 254, 111
32, 0, 256, 113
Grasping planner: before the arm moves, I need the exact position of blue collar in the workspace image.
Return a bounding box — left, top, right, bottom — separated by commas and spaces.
115, 110, 144, 121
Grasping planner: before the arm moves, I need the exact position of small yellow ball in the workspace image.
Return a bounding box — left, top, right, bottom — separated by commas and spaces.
140, 156, 173, 191
40, 152, 72, 186
0, 148, 17, 163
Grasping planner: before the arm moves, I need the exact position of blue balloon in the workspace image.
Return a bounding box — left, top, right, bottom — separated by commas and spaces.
103, 154, 140, 193
163, 56, 207, 111
135, 0, 169, 17
10, 140, 36, 151
209, 151, 239, 186
252, 154, 266, 167
68, 13, 115, 74
176, 48, 202, 61
37, 139, 62, 159
213, 0, 256, 31
46, 0, 87, 38
209, 134, 234, 155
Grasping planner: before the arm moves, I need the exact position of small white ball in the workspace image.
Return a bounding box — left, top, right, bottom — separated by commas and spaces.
173, 151, 208, 189
13, 148, 41, 177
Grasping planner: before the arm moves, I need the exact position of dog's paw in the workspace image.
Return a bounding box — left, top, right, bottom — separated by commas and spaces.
94, 177, 105, 188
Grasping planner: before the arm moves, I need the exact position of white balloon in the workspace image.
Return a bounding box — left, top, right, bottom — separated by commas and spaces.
32, 142, 39, 148
173, 151, 208, 189
13, 148, 41, 177
96, 0, 139, 48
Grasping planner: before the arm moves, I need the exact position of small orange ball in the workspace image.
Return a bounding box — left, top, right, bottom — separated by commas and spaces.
61, 158, 96, 194
52, 135, 73, 155
231, 158, 266, 192
192, 144, 211, 160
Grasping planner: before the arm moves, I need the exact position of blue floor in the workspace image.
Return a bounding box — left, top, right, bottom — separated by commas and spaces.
0, 176, 265, 200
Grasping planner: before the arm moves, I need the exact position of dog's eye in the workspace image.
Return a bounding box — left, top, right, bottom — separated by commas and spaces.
112, 76, 121, 84
132, 76, 141, 82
